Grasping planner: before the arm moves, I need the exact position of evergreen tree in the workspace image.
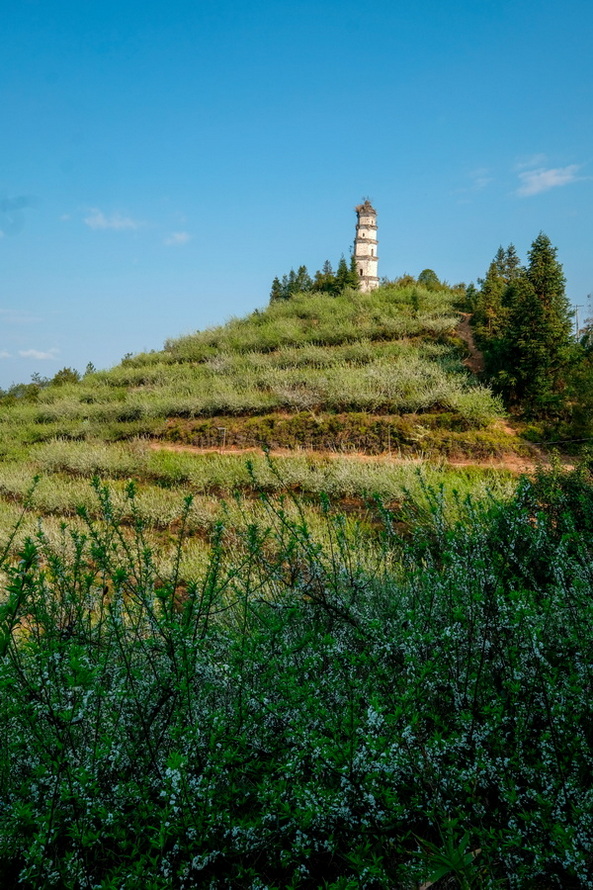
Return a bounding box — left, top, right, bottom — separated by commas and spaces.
335, 255, 351, 292
286, 268, 297, 295
348, 254, 360, 289
491, 246, 507, 278
475, 257, 506, 338
504, 244, 522, 281
495, 275, 547, 407
475, 258, 507, 336
293, 265, 312, 293
312, 260, 336, 294
474, 245, 524, 340
526, 232, 569, 322
496, 234, 573, 415
269, 276, 283, 302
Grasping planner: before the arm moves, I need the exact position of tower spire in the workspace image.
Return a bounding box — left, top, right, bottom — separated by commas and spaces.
353, 199, 379, 292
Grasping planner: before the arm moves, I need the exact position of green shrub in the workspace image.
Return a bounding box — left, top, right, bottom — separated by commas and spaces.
0, 468, 591, 886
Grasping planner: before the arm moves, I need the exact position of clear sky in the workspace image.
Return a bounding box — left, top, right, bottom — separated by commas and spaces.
2, 0, 592, 387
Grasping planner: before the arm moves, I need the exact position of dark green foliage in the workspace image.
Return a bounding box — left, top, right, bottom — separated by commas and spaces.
269, 275, 283, 302
312, 259, 337, 294
473, 235, 574, 417
294, 263, 313, 293
464, 282, 479, 313
418, 268, 440, 290
50, 366, 81, 386
0, 468, 592, 887
270, 268, 313, 302
473, 245, 524, 338
270, 254, 359, 303
474, 257, 506, 336
335, 254, 353, 292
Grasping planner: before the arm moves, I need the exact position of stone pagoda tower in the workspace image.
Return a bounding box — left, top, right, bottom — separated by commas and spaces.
353, 199, 379, 292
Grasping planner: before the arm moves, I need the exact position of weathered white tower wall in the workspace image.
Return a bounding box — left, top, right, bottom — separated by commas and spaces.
353, 200, 379, 292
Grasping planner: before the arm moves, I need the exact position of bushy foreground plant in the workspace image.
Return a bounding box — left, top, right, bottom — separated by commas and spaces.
0, 468, 592, 887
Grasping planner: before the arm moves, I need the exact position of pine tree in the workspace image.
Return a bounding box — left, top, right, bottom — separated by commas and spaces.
474, 245, 524, 341
286, 269, 297, 295
312, 260, 336, 294
348, 254, 360, 290
269, 276, 283, 302
496, 275, 547, 407
294, 265, 312, 293
335, 255, 351, 292
475, 258, 506, 336
526, 233, 569, 320
504, 244, 522, 281
496, 234, 573, 415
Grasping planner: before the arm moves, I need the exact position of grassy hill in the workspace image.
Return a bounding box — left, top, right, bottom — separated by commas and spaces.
0, 281, 526, 579
3, 283, 508, 450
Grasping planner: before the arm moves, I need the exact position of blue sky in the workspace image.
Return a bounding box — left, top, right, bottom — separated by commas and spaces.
1, 0, 592, 387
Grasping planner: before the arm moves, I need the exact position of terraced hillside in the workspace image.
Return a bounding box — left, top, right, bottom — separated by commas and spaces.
0, 282, 526, 579
3, 281, 591, 889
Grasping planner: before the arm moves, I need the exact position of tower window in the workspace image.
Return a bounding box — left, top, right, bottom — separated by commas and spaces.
371, 249, 374, 256
359, 268, 363, 276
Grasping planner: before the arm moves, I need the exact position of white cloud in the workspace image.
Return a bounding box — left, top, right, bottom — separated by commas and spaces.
469, 168, 493, 190
164, 231, 191, 246
19, 348, 59, 360
516, 164, 584, 197
84, 208, 141, 231
0, 351, 11, 359
514, 153, 547, 171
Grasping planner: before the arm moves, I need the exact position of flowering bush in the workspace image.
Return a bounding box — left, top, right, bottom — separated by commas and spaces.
0, 468, 592, 887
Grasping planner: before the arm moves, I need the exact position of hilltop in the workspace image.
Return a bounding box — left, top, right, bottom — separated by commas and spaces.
0, 282, 534, 561
1, 281, 523, 455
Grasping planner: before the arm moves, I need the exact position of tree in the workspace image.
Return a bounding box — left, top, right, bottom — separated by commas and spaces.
311, 260, 337, 294
348, 254, 360, 290
494, 234, 573, 415
51, 367, 80, 387
473, 246, 524, 339
417, 269, 440, 290
336, 254, 350, 293
495, 275, 547, 407
526, 232, 569, 323
475, 258, 506, 336
270, 276, 283, 302
503, 244, 522, 281
293, 265, 312, 293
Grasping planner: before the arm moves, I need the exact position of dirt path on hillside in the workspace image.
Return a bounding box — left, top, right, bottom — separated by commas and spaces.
457, 312, 485, 374
148, 441, 574, 475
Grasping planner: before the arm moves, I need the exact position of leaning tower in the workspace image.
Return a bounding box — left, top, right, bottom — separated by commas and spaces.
353, 200, 379, 292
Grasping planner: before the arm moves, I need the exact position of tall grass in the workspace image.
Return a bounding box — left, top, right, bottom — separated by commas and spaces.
30, 440, 516, 502
0, 283, 506, 455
